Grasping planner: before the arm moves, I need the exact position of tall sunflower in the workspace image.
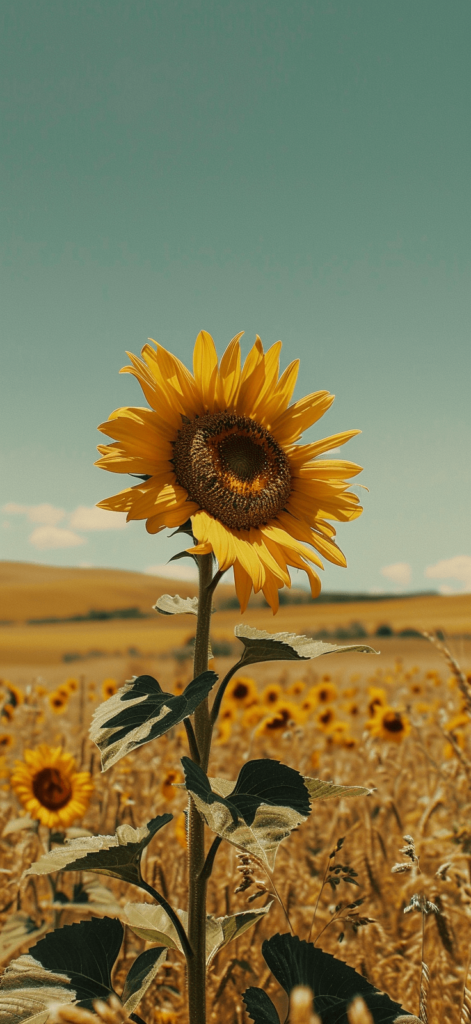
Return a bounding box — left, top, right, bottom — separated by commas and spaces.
10, 744, 93, 829
96, 332, 363, 611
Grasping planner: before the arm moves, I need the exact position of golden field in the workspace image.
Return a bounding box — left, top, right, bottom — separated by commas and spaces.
0, 561, 469, 672
1, 560, 471, 1023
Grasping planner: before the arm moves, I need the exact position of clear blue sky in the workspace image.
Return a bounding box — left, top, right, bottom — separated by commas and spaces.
1, 0, 470, 594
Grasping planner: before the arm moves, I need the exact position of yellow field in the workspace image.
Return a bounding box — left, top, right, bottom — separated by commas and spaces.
1, 561, 469, 671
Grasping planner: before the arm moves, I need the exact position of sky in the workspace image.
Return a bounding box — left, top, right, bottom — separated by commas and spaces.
1, 0, 470, 595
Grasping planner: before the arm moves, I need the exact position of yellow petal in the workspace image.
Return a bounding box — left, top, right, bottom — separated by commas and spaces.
233, 561, 253, 614
287, 430, 361, 464
193, 331, 219, 410
146, 503, 199, 534
272, 392, 335, 445
295, 460, 363, 480
217, 333, 243, 408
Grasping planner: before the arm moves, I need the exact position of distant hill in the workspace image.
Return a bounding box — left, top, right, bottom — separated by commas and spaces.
0, 561, 234, 623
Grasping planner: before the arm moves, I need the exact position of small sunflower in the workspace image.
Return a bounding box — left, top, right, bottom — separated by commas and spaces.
255, 700, 301, 737
48, 691, 68, 715
316, 707, 336, 731
96, 332, 363, 612
368, 706, 410, 744
0, 734, 14, 752
224, 675, 258, 708
287, 679, 306, 696
10, 744, 94, 828
367, 686, 387, 718
261, 683, 283, 706
102, 678, 119, 700
5, 682, 24, 709
65, 677, 79, 694
309, 681, 338, 705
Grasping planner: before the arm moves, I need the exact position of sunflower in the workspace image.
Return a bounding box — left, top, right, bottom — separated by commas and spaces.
96, 332, 362, 612
48, 691, 68, 715
10, 744, 94, 828
65, 677, 79, 694
287, 679, 306, 696
261, 683, 283, 706
224, 675, 258, 708
308, 681, 338, 705
255, 700, 302, 737
368, 706, 410, 744
0, 734, 14, 752
367, 686, 387, 718
316, 707, 336, 731
5, 682, 24, 708
102, 678, 119, 700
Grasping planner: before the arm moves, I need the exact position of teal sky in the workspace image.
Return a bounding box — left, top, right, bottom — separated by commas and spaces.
1, 0, 470, 595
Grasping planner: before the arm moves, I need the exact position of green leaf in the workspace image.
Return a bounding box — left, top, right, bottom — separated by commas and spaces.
0, 915, 48, 967
23, 815, 171, 886
153, 594, 198, 616
30, 918, 122, 1009
243, 988, 280, 1024
303, 777, 374, 801
182, 758, 311, 869
121, 946, 168, 1015
255, 933, 411, 1023
234, 625, 378, 665
124, 901, 273, 965
90, 670, 218, 771
0, 917, 167, 1022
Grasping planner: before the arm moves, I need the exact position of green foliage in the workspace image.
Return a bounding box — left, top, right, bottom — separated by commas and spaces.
23, 815, 172, 886
233, 624, 378, 665
124, 900, 273, 964
0, 917, 166, 1022
90, 670, 218, 770
182, 758, 311, 868
244, 932, 411, 1023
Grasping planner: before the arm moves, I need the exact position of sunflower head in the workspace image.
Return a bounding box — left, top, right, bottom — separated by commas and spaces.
309, 681, 338, 705
0, 734, 14, 752
96, 332, 363, 612
261, 683, 283, 706
368, 706, 410, 744
48, 691, 68, 715
65, 677, 79, 694
161, 768, 183, 802
225, 675, 258, 708
10, 744, 94, 828
102, 678, 119, 700
255, 700, 301, 738
316, 707, 336, 731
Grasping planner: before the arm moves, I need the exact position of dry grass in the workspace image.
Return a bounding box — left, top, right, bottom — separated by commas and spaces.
1, 627, 471, 1022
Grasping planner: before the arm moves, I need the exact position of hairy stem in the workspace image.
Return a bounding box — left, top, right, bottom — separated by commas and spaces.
187, 552, 217, 1024
210, 658, 245, 726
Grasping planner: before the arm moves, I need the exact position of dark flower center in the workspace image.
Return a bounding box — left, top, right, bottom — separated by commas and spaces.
32, 767, 73, 810
172, 411, 291, 530
232, 682, 249, 700
382, 712, 404, 733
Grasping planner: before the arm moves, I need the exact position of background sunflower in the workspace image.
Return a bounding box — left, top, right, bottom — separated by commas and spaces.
10, 743, 94, 829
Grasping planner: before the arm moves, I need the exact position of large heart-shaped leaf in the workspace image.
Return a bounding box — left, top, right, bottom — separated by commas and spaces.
242, 987, 280, 1024
244, 933, 411, 1024
0, 917, 167, 1023
124, 901, 273, 965
90, 670, 217, 770
182, 758, 311, 869
234, 625, 378, 665
154, 594, 198, 616
23, 815, 171, 886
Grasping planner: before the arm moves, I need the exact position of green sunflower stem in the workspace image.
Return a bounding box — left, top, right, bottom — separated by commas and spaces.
187, 551, 216, 1024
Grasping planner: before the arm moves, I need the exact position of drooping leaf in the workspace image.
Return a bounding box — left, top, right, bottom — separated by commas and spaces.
90, 670, 217, 770
153, 594, 198, 616
234, 625, 378, 665
255, 933, 411, 1023
121, 946, 168, 1015
182, 758, 311, 869
0, 915, 48, 967
124, 901, 272, 965
243, 987, 280, 1024
23, 816, 171, 886
304, 777, 374, 801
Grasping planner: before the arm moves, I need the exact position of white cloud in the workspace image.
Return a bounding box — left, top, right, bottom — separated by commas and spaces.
145, 562, 199, 581
2, 503, 65, 526
425, 555, 471, 593
380, 562, 412, 586
29, 526, 86, 550
69, 505, 127, 531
